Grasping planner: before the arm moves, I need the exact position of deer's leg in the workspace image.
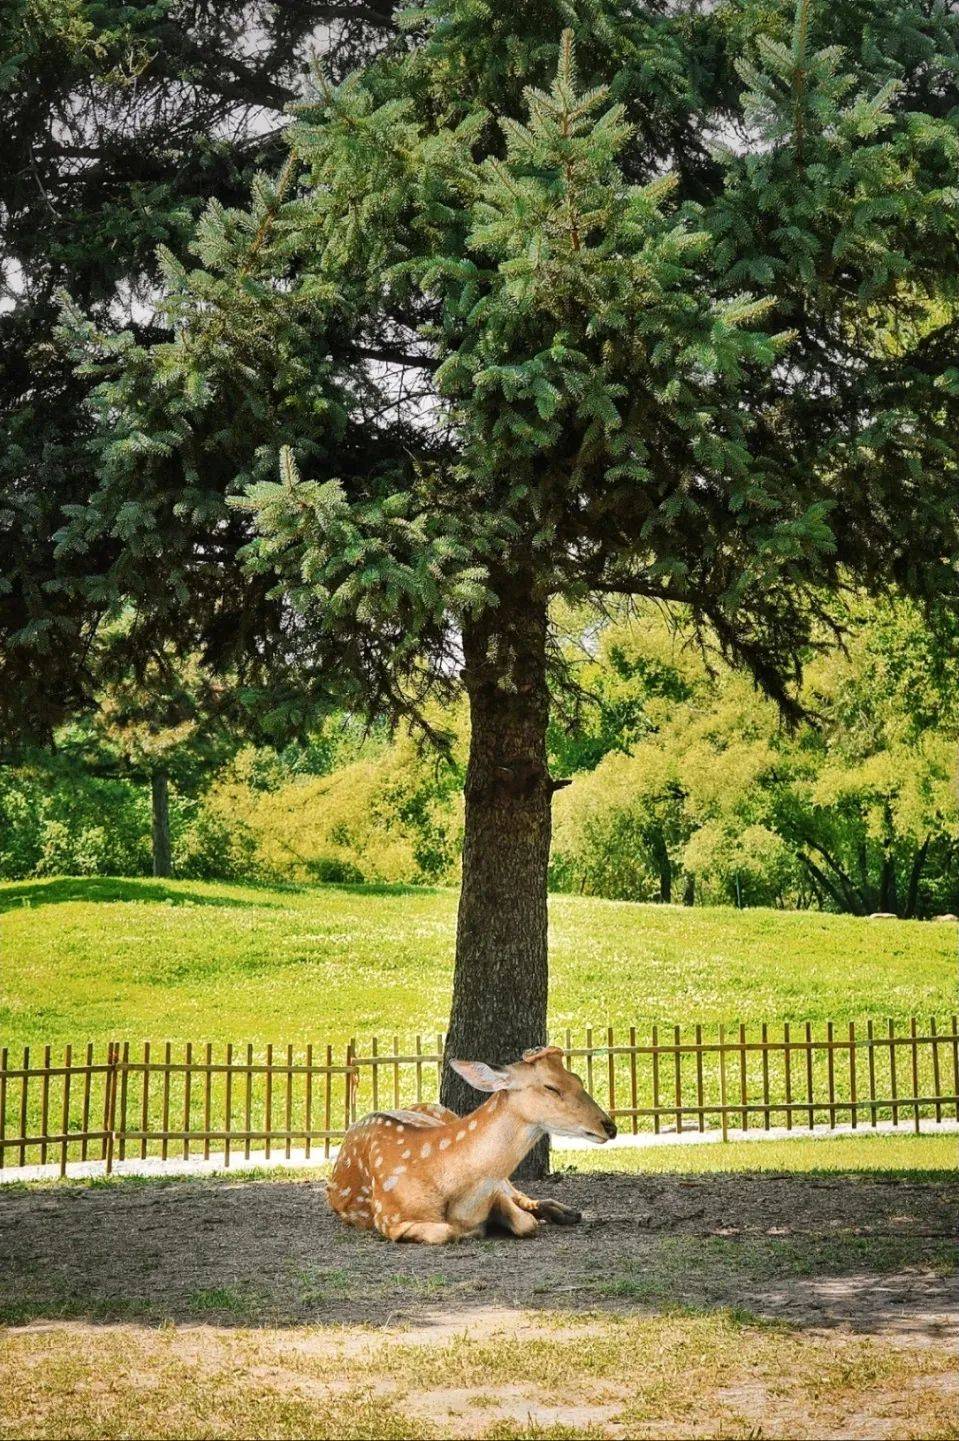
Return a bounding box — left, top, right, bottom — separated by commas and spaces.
488, 1188, 540, 1238
506, 1184, 582, 1226
384, 1219, 463, 1244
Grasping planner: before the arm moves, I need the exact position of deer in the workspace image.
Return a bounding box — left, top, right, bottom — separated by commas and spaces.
327, 1045, 616, 1243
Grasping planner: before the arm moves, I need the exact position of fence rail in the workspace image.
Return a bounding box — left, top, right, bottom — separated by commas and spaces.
2, 1016, 956, 1177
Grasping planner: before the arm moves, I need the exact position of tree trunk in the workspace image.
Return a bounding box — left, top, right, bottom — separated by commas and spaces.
903, 838, 930, 920
651, 830, 671, 903
151, 770, 173, 879
683, 873, 695, 906
442, 577, 553, 1181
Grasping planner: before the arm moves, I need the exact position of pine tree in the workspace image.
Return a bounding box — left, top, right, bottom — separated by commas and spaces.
58, 0, 958, 1174
0, 0, 398, 741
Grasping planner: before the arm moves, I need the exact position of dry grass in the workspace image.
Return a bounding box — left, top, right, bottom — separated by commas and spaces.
2, 1308, 955, 1441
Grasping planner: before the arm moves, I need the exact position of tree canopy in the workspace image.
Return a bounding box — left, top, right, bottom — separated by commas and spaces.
0, 0, 399, 742
30, 0, 959, 1158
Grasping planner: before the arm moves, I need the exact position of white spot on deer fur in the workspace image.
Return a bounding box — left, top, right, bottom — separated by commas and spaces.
456, 1130, 466, 1141
420, 1142, 432, 1157
338, 1186, 351, 1198
468, 1120, 478, 1131
383, 1174, 398, 1191
402, 1148, 411, 1159
439, 1138, 451, 1150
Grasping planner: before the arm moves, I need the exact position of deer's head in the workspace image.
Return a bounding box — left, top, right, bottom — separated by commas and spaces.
450, 1046, 617, 1142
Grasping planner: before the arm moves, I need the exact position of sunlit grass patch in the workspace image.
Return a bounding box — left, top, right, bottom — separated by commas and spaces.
2, 876, 951, 1053
557, 1130, 957, 1178
3, 1308, 951, 1441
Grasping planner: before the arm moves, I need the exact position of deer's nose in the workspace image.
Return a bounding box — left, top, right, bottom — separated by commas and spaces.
603, 1117, 617, 1139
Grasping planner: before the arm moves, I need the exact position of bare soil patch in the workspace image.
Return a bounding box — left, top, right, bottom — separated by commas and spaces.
2, 1170, 955, 1345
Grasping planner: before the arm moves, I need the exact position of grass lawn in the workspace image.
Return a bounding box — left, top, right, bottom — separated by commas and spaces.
4, 1309, 955, 1441
2, 875, 954, 1052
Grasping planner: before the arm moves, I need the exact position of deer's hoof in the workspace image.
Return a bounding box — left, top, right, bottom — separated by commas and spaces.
538, 1201, 582, 1226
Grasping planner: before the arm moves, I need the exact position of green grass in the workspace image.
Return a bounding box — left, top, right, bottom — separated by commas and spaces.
2, 875, 953, 1052
562, 1130, 958, 1177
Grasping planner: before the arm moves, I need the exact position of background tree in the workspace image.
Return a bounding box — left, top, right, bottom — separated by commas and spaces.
56, 0, 959, 1173
57, 634, 241, 877
0, 0, 398, 743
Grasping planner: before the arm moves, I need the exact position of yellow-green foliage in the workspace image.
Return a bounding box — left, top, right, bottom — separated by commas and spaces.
209, 726, 465, 886
550, 598, 959, 911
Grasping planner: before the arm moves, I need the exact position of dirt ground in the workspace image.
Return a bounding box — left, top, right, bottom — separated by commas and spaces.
2, 1169, 956, 1342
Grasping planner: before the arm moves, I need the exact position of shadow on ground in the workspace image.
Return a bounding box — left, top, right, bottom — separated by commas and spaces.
0, 877, 440, 913
0, 878, 281, 912
2, 1170, 955, 1344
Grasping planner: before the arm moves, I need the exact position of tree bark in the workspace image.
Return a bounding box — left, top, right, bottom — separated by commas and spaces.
903, 838, 930, 920
151, 770, 173, 879
651, 830, 671, 903
442, 576, 553, 1181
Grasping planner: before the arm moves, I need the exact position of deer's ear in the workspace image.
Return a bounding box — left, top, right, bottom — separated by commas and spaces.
448, 1058, 513, 1092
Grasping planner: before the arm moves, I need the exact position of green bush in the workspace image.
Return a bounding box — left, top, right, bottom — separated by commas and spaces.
0, 763, 151, 879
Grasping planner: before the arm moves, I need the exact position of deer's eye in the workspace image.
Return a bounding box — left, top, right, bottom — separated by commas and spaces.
544, 1084, 561, 1096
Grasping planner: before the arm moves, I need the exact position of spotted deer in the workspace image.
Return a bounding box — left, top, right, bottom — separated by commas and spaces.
327, 1045, 616, 1243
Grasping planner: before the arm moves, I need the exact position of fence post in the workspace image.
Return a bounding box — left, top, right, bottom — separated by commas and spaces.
867, 1020, 877, 1128
694, 1024, 705, 1133
305, 1043, 313, 1161
910, 1017, 920, 1134
719, 1025, 728, 1142
104, 1042, 119, 1176
930, 1017, 941, 1124
59, 1044, 71, 1178
225, 1043, 234, 1169
324, 1044, 333, 1158
0, 1046, 6, 1173
40, 1045, 51, 1166
19, 1046, 29, 1167
607, 1025, 616, 1123
118, 1042, 130, 1162
183, 1041, 193, 1162
346, 1039, 356, 1134
673, 1024, 682, 1133
738, 1022, 748, 1131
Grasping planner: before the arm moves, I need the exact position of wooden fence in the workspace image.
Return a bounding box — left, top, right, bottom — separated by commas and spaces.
1, 1016, 956, 1177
